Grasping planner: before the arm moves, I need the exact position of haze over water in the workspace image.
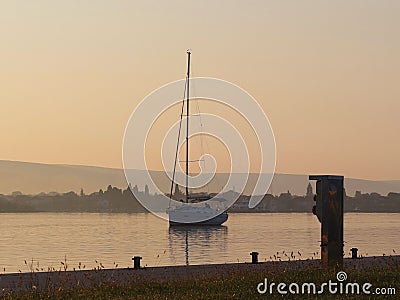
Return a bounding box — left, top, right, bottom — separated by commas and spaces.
1, 213, 398, 274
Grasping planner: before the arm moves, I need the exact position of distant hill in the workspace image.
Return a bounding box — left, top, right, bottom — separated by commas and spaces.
0, 160, 399, 196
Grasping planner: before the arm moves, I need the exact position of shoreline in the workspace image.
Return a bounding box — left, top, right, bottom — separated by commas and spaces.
1, 255, 398, 296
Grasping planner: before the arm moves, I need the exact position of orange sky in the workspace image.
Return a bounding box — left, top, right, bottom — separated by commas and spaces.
0, 1, 399, 180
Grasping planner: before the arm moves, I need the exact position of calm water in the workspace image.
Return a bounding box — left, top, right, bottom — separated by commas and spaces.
0, 213, 398, 273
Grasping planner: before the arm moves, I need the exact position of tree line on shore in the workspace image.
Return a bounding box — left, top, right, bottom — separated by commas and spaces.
0, 185, 399, 213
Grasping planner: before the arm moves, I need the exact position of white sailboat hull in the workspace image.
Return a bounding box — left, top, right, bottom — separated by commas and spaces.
168, 206, 228, 226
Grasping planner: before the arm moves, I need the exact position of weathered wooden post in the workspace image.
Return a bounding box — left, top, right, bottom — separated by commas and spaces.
309, 175, 344, 268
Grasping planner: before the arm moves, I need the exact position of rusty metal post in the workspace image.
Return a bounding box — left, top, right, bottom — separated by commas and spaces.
309, 175, 344, 268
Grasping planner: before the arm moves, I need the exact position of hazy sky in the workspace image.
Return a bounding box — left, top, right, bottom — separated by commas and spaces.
1, 1, 399, 180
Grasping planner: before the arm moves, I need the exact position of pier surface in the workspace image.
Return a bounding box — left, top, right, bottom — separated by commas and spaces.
0, 255, 398, 295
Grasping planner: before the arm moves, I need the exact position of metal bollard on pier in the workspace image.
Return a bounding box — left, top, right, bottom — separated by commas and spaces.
132, 256, 142, 269
350, 248, 358, 259
250, 252, 259, 264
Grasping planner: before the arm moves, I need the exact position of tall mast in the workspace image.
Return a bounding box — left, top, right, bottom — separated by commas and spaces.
185, 51, 191, 203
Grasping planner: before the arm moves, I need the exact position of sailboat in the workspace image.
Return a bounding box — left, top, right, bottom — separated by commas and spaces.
167, 51, 229, 226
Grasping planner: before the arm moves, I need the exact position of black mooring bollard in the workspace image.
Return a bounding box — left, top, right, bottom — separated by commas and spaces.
350, 248, 358, 259
132, 256, 142, 269
250, 252, 259, 264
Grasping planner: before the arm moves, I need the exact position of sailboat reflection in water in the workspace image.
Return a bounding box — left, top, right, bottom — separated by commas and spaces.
167, 51, 228, 226
168, 226, 228, 265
